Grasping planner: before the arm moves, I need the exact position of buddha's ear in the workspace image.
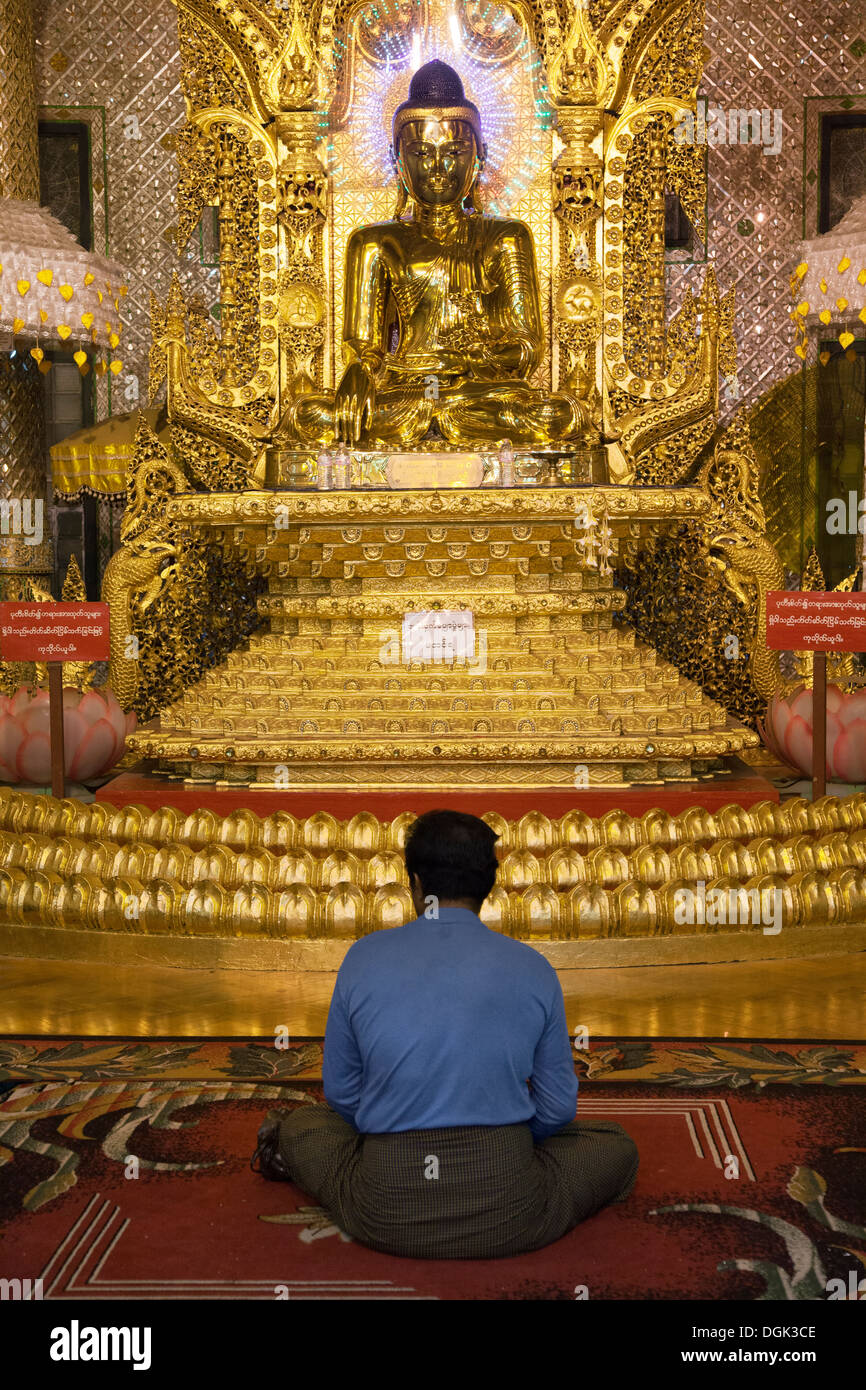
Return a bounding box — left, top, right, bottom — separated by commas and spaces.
464, 175, 483, 215
390, 144, 410, 220
392, 182, 409, 220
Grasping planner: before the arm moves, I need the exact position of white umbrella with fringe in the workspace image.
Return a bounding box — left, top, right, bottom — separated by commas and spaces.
0, 196, 128, 375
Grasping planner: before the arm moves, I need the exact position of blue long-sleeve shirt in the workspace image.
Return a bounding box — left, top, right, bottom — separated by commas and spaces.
322, 907, 578, 1141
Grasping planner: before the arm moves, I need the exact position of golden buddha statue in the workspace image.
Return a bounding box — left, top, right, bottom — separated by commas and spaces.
283, 60, 593, 450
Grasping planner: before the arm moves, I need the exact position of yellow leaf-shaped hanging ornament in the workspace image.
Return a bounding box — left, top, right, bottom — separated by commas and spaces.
839, 331, 855, 349
796, 301, 810, 316
94, 358, 107, 376
39, 309, 48, 323
838, 257, 851, 273
119, 285, 128, 297
38, 360, 52, 375
56, 324, 72, 339
836, 298, 849, 311
109, 333, 120, 349
109, 359, 123, 374
73, 349, 87, 369
96, 290, 103, 303
818, 309, 832, 325
794, 344, 808, 360
36, 269, 53, 286
80, 312, 94, 330
59, 284, 74, 302
16, 279, 30, 295
795, 262, 808, 278
858, 269, 866, 286
84, 272, 95, 286
859, 307, 866, 324
819, 350, 832, 365
12, 317, 24, 333
29, 346, 44, 363
819, 278, 828, 294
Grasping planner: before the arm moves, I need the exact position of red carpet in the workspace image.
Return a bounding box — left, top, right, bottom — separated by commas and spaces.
2, 1039, 863, 1300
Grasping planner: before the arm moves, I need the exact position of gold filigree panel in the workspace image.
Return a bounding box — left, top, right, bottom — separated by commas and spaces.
0, 0, 39, 199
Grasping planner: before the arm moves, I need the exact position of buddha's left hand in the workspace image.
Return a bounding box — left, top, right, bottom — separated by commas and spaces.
475, 334, 531, 377
392, 349, 470, 375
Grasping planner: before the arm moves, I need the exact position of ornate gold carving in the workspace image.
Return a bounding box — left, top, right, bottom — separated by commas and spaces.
279, 280, 324, 328
164, 483, 712, 526
0, 0, 39, 200
623, 411, 786, 725
548, 2, 613, 107
703, 420, 785, 703
101, 424, 184, 709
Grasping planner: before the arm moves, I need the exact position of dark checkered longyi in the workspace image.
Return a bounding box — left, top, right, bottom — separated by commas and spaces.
277, 1103, 638, 1260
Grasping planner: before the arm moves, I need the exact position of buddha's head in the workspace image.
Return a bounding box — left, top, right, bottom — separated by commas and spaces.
391, 60, 486, 213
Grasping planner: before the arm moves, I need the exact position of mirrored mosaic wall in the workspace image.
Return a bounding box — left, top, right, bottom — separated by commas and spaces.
684, 0, 866, 425
32, 0, 218, 422
31, 0, 866, 428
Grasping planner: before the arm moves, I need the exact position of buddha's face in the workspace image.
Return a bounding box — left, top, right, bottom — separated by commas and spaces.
395, 118, 478, 207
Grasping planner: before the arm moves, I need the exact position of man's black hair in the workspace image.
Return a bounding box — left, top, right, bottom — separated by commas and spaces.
404, 809, 499, 908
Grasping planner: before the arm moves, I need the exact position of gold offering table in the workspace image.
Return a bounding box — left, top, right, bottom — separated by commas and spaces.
127, 484, 758, 790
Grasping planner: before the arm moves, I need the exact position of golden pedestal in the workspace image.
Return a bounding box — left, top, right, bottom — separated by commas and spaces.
127, 485, 758, 789
2, 789, 866, 967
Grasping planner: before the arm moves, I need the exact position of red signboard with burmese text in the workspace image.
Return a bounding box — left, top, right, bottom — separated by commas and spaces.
0, 602, 110, 663
766, 590, 866, 652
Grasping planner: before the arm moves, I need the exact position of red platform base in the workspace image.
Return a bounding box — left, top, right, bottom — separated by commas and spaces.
95, 760, 778, 820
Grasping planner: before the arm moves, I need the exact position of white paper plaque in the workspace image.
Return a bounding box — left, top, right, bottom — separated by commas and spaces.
402, 610, 475, 663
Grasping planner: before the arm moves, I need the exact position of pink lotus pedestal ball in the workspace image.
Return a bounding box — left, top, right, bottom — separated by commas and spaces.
0, 686, 136, 784
761, 683, 866, 783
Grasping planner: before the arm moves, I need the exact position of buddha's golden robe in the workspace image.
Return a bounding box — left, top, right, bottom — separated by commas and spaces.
286, 209, 590, 449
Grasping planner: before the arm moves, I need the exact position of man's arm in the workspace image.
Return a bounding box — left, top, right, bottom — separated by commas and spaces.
322, 975, 364, 1127
528, 975, 579, 1142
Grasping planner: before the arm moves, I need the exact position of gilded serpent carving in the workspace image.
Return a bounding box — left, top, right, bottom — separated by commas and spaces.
102, 540, 179, 710
703, 434, 785, 704
707, 523, 784, 703
101, 425, 186, 709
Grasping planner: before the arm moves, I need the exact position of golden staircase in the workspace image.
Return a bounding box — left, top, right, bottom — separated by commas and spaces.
127, 485, 759, 789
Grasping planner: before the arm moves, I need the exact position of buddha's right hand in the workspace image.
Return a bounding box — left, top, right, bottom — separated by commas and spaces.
335, 361, 376, 444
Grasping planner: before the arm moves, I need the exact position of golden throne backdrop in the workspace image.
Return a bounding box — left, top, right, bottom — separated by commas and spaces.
150, 0, 718, 474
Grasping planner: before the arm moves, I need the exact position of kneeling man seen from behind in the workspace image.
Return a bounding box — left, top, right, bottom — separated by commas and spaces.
251, 809, 638, 1258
